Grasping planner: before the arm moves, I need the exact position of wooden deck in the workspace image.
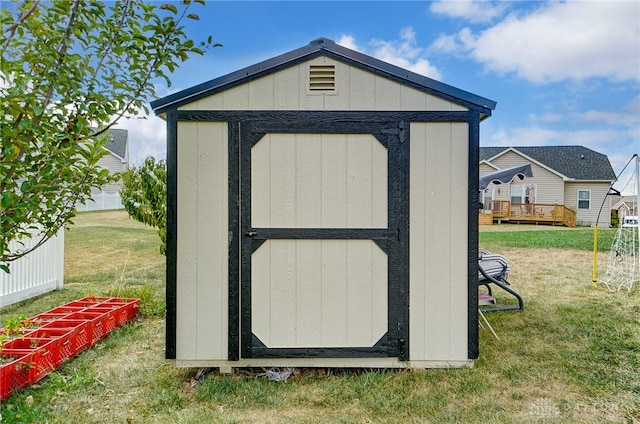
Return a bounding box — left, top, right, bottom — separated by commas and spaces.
483, 201, 576, 227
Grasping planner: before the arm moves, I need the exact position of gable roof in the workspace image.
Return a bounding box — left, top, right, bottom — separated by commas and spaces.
480, 146, 616, 181
103, 128, 128, 161
613, 196, 638, 210
151, 37, 496, 116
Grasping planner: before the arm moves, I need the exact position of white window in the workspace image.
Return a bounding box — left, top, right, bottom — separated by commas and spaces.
578, 190, 590, 209
511, 185, 536, 204
482, 188, 494, 211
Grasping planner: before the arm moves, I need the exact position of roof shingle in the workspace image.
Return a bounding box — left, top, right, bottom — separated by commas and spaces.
480, 146, 615, 181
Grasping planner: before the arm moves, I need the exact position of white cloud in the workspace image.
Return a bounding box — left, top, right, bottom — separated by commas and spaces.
529, 113, 563, 123
113, 111, 167, 165
346, 27, 441, 80
433, 2, 640, 83
474, 2, 639, 83
430, 1, 508, 24
337, 34, 360, 52
577, 109, 639, 127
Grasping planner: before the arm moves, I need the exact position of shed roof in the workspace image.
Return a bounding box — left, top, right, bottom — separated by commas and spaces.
480, 146, 616, 181
151, 37, 496, 115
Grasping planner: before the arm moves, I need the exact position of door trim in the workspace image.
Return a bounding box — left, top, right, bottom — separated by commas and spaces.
229, 116, 410, 360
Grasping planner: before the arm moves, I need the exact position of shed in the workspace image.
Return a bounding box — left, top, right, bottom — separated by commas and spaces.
151, 38, 496, 370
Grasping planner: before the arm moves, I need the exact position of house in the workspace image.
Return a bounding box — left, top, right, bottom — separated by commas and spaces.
479, 146, 616, 227
76, 128, 129, 211
151, 37, 496, 370
612, 196, 638, 219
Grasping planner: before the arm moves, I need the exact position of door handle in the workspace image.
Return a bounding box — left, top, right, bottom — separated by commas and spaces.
246, 230, 258, 237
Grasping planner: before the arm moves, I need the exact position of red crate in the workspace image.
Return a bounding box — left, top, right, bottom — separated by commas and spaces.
64, 297, 108, 308
0, 351, 33, 401
35, 306, 87, 318
23, 328, 76, 366
101, 298, 140, 322
1, 296, 139, 400
86, 307, 120, 332
65, 312, 108, 344
40, 319, 91, 355
2, 345, 56, 385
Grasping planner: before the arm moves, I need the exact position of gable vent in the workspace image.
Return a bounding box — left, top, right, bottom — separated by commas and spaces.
309, 65, 336, 91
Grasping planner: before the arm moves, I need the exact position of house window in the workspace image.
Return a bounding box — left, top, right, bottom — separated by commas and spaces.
482, 188, 494, 211
578, 190, 590, 209
511, 185, 536, 204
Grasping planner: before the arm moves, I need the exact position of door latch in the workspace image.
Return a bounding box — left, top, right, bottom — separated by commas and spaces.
246, 230, 258, 237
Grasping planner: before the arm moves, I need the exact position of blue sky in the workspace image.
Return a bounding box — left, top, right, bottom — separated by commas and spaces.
120, 1, 640, 193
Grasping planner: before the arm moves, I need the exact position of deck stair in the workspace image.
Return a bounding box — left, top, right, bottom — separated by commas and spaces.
1, 296, 139, 401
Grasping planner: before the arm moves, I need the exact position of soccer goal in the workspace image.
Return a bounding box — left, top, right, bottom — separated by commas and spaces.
596, 154, 639, 292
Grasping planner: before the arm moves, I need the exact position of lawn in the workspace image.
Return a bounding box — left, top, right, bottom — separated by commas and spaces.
1, 211, 638, 423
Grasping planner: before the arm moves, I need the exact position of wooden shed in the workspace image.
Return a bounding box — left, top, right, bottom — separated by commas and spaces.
151, 38, 496, 370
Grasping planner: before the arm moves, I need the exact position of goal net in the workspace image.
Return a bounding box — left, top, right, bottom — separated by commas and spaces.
599, 225, 638, 292
598, 156, 639, 292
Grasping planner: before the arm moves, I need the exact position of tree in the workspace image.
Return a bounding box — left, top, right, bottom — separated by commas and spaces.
120, 157, 167, 255
1, 0, 217, 272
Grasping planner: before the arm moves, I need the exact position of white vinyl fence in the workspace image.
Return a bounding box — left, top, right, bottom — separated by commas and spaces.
1, 230, 64, 307
76, 192, 124, 212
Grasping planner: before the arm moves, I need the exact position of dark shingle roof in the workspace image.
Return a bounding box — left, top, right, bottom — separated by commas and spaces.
480, 146, 615, 181
103, 129, 127, 159
151, 37, 496, 115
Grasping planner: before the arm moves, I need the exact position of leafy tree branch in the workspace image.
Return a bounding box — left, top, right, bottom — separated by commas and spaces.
0, 0, 218, 273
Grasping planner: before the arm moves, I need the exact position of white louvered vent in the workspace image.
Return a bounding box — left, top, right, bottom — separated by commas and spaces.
309, 65, 336, 91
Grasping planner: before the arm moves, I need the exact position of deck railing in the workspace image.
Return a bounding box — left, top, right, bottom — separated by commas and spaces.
486, 201, 576, 227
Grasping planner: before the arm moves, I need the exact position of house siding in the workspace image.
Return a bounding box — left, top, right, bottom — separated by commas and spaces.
484, 151, 565, 204
94, 153, 127, 195
565, 182, 611, 227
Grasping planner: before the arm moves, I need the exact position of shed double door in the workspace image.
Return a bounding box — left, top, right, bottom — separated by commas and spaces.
234, 117, 408, 360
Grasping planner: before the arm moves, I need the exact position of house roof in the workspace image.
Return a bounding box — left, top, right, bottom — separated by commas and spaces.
480, 146, 616, 181
103, 129, 128, 160
613, 196, 638, 210
151, 37, 496, 116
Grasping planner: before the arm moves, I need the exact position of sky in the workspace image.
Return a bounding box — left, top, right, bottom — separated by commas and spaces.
116, 0, 640, 194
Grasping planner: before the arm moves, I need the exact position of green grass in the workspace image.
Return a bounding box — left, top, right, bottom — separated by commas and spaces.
480, 226, 616, 251
1, 212, 638, 423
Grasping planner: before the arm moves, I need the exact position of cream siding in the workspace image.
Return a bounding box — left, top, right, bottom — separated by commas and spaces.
176, 122, 228, 360
250, 132, 388, 349
251, 133, 387, 228
171, 52, 481, 368
565, 182, 611, 226
482, 151, 565, 204
410, 122, 469, 362
252, 239, 387, 348
93, 153, 127, 195
180, 56, 467, 112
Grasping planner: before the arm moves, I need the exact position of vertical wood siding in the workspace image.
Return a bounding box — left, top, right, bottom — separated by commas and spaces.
250, 132, 389, 348
181, 57, 467, 112
251, 133, 387, 228
410, 122, 469, 362
252, 239, 387, 348
176, 122, 229, 360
